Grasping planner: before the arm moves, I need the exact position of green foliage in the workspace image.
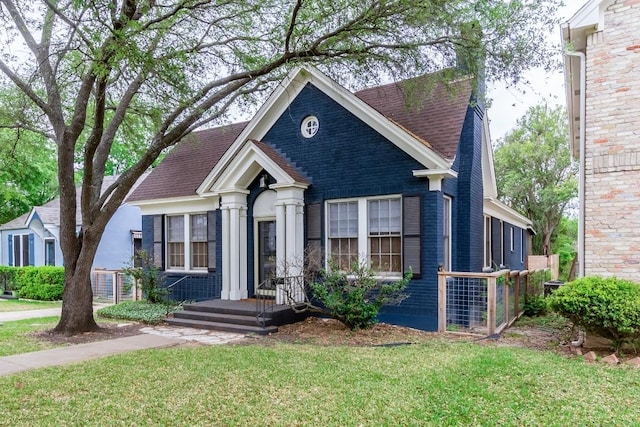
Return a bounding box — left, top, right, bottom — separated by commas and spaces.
548, 276, 640, 351
494, 104, 578, 256
121, 251, 166, 304
96, 300, 180, 324
551, 217, 577, 281
12, 266, 65, 300
310, 262, 410, 330
0, 266, 64, 300
523, 295, 547, 317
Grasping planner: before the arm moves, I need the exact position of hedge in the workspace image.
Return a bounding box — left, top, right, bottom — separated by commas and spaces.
547, 276, 640, 351
0, 266, 64, 301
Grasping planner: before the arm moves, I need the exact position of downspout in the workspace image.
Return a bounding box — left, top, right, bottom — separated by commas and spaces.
565, 51, 586, 279
565, 51, 586, 349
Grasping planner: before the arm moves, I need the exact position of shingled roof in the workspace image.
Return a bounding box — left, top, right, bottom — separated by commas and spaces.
127, 70, 473, 203
127, 122, 247, 202
355, 74, 472, 160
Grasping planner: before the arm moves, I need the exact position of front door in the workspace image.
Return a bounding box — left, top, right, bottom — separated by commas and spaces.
256, 220, 277, 296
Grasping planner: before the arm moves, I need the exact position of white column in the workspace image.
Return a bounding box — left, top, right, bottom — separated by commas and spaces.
221, 207, 230, 300
275, 187, 306, 303
275, 201, 286, 304
220, 191, 248, 301
239, 205, 248, 299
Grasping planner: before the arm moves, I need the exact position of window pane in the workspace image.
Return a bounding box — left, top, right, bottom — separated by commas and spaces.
168, 242, 184, 268
369, 236, 401, 273
330, 237, 358, 270
168, 216, 184, 242
191, 214, 207, 242
328, 201, 358, 237
191, 242, 208, 269
368, 198, 400, 235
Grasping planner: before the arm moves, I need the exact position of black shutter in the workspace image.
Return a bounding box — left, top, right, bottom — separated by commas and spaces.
207, 210, 217, 270
153, 215, 164, 269
403, 195, 422, 278
306, 203, 322, 272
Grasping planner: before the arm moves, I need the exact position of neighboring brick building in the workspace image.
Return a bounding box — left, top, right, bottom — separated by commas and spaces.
562, 0, 640, 279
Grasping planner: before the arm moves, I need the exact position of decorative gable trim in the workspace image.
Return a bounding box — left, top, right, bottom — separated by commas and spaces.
202, 140, 309, 195
197, 66, 451, 194
412, 169, 458, 192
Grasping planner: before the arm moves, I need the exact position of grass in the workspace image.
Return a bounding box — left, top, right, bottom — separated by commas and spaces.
0, 316, 60, 356
1, 341, 640, 425
515, 313, 571, 330
0, 299, 61, 312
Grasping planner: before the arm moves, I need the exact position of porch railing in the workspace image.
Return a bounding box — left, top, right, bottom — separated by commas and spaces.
255, 275, 307, 327
91, 269, 141, 304
437, 268, 549, 336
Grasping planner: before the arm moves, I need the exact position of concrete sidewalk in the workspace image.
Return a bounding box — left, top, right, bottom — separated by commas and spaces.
0, 307, 62, 322
0, 334, 184, 377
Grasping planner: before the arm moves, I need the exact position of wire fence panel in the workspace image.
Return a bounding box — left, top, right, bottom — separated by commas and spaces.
439, 269, 549, 336
445, 276, 488, 335
91, 270, 138, 304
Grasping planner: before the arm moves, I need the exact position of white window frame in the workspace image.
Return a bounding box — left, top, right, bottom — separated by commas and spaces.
165, 213, 208, 272
443, 196, 452, 271
326, 195, 402, 278
44, 238, 56, 266
12, 234, 30, 267
520, 229, 525, 264
510, 226, 515, 253
500, 220, 505, 267
483, 215, 491, 268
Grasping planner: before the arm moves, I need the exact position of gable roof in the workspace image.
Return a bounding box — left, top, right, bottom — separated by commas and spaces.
127, 122, 247, 202
354, 74, 472, 160
0, 175, 144, 231
129, 67, 473, 203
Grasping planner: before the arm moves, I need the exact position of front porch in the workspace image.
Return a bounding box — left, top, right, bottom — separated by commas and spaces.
167, 298, 308, 335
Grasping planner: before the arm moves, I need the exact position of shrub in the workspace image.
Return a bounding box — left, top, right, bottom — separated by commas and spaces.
0, 266, 64, 300
547, 276, 640, 351
523, 295, 548, 317
97, 300, 181, 324
309, 262, 410, 330
121, 250, 166, 304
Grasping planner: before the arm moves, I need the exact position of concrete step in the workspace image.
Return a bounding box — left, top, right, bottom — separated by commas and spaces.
172, 310, 272, 327
166, 317, 278, 335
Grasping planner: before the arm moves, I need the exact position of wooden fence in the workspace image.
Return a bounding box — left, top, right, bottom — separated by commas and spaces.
437, 268, 550, 336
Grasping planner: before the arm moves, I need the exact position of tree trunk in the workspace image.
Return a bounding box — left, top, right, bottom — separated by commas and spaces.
53, 263, 99, 335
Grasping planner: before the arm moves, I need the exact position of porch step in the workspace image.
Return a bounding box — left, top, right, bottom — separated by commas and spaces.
166, 317, 278, 335
172, 310, 267, 327
166, 299, 307, 336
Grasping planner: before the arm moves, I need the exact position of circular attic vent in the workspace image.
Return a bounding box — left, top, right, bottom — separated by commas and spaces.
301, 115, 319, 138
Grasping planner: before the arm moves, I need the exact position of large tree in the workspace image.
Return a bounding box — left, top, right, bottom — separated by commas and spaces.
494, 104, 578, 256
0, 0, 560, 335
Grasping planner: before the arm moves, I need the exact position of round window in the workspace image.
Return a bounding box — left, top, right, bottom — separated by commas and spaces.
300, 115, 319, 138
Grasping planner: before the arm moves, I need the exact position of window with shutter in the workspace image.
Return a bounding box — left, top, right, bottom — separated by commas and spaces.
402, 196, 421, 278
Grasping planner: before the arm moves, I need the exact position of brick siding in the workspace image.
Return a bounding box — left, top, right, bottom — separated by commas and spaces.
584, 0, 640, 278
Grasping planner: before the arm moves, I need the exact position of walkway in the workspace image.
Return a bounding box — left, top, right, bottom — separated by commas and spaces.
0, 307, 245, 377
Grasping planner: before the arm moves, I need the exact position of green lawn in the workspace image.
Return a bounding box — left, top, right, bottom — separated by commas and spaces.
0, 299, 61, 312
0, 316, 60, 356
1, 342, 639, 426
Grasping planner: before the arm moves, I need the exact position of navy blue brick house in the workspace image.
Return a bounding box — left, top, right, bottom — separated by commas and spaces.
127, 66, 532, 331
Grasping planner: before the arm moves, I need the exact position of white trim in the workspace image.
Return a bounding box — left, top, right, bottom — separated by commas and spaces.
164, 213, 209, 272
481, 114, 499, 199
483, 197, 532, 231
443, 196, 452, 271
510, 226, 515, 253
483, 215, 492, 268
412, 169, 458, 192
197, 66, 452, 195
133, 196, 218, 215
44, 237, 56, 266
500, 220, 504, 266
206, 141, 308, 195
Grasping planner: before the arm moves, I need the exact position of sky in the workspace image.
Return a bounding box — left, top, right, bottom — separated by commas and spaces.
487, 0, 585, 142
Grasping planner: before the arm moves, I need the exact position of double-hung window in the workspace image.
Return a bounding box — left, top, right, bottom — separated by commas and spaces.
166, 214, 208, 271
12, 234, 30, 267
327, 196, 402, 276
368, 198, 401, 273
328, 201, 359, 270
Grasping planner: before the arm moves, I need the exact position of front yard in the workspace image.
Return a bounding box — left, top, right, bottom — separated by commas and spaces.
0, 299, 61, 312
0, 313, 639, 425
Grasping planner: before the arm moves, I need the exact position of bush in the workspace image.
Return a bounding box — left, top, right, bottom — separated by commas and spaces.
121, 251, 166, 304
547, 276, 640, 351
309, 262, 410, 330
523, 295, 548, 317
0, 266, 64, 300
97, 300, 181, 324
